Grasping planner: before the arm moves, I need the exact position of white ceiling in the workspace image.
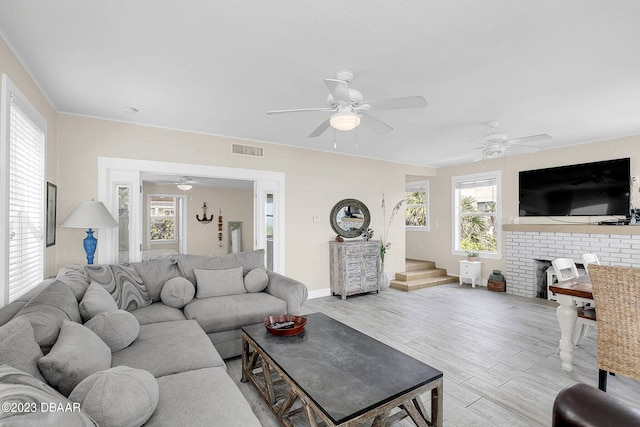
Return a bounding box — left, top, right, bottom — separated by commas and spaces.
1, 1, 639, 168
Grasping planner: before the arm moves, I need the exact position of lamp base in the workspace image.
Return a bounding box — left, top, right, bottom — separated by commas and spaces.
83, 229, 97, 265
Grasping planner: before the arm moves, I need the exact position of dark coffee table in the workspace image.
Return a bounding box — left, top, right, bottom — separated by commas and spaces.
241, 312, 443, 426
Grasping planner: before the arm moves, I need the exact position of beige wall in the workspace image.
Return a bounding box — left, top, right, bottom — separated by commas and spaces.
56, 114, 432, 293
143, 183, 254, 256
0, 36, 58, 276
407, 136, 640, 283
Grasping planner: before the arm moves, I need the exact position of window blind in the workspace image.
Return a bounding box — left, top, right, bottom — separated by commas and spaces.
8, 95, 45, 301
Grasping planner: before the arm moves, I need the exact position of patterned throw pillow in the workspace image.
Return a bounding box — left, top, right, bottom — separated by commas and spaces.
0, 365, 98, 426
84, 265, 152, 311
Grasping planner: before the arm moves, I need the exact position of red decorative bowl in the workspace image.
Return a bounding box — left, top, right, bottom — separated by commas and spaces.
264, 315, 307, 336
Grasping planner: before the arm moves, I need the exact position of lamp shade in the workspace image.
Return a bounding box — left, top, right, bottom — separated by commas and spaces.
61, 201, 118, 229
330, 112, 361, 131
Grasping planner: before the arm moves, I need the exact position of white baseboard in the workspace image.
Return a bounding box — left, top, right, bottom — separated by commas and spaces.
308, 288, 332, 299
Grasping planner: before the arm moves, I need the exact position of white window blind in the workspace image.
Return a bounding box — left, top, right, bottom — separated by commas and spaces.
5, 83, 46, 302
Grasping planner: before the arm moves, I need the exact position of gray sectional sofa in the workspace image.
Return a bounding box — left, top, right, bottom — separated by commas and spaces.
0, 249, 308, 426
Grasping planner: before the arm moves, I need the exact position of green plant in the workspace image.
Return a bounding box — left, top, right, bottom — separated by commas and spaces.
465, 250, 479, 258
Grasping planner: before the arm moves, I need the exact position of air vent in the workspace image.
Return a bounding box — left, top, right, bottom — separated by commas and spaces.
231, 143, 264, 157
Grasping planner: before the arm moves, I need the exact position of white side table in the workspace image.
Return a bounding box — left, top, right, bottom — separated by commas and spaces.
459, 260, 482, 288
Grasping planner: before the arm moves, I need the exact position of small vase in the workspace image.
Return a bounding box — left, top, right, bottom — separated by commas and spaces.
378, 263, 391, 291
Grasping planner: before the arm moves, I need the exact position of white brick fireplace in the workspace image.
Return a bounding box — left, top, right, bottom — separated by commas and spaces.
505, 226, 640, 298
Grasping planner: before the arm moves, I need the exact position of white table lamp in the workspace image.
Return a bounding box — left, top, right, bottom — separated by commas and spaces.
61, 201, 117, 264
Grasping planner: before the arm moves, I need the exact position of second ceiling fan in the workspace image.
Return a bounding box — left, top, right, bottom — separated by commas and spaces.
266, 69, 427, 137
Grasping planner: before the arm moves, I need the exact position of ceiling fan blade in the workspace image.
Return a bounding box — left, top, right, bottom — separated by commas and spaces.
440, 149, 482, 159
266, 107, 335, 115
308, 118, 332, 138
364, 96, 427, 111
506, 144, 542, 154
473, 151, 486, 162
324, 79, 351, 105
360, 113, 393, 134
506, 134, 552, 144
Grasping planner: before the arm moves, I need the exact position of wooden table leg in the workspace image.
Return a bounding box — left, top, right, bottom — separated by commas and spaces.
555, 294, 578, 372
431, 378, 443, 427
241, 335, 249, 382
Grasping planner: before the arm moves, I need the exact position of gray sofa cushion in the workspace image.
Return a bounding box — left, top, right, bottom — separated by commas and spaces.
0, 365, 98, 426
244, 268, 269, 293
160, 277, 195, 308
131, 258, 182, 302
0, 317, 45, 381
111, 320, 224, 378
38, 321, 111, 397
79, 282, 119, 322
235, 249, 265, 274
56, 265, 90, 301
194, 266, 246, 298
128, 302, 187, 325
84, 264, 152, 311
69, 366, 159, 427
145, 367, 261, 427
14, 280, 81, 349
84, 310, 140, 352
183, 293, 287, 334
176, 253, 238, 285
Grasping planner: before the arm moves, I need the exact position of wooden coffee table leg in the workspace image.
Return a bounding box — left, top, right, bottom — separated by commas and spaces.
241, 336, 249, 382
431, 378, 443, 427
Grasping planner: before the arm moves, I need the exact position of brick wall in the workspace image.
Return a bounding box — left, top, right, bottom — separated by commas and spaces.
505, 231, 640, 297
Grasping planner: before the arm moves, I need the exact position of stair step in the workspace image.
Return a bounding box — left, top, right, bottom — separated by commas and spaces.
390, 276, 459, 292
395, 268, 448, 281
404, 259, 436, 271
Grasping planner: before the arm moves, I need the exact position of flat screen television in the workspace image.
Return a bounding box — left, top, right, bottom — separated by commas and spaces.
519, 158, 631, 217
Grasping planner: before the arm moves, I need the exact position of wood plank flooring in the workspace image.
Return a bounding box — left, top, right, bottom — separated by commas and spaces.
227, 283, 640, 426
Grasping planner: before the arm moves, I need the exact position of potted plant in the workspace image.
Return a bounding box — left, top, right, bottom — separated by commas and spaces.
465, 250, 479, 261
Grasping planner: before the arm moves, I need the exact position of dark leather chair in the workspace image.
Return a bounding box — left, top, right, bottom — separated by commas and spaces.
552, 383, 640, 426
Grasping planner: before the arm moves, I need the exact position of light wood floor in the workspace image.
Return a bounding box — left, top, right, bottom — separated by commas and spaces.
227, 283, 640, 426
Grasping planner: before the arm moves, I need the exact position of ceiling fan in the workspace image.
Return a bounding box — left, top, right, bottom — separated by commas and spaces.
266, 69, 427, 138
444, 121, 552, 162
174, 176, 199, 191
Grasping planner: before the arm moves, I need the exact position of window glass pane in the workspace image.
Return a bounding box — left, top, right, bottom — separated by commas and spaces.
150, 197, 176, 241
454, 175, 499, 254
118, 186, 130, 263
405, 189, 428, 228
406, 206, 426, 226
266, 193, 274, 270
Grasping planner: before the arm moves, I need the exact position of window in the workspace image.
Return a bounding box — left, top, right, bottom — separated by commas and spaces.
1, 75, 47, 304
451, 171, 501, 258
405, 181, 429, 231
148, 196, 177, 242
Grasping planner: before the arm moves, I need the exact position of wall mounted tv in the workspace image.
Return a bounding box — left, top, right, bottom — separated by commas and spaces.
519, 158, 631, 217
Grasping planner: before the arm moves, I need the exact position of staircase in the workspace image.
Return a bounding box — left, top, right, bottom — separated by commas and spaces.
390, 259, 458, 292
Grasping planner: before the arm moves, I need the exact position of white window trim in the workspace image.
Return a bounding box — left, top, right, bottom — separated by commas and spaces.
1, 74, 47, 306
405, 180, 430, 232
450, 170, 502, 260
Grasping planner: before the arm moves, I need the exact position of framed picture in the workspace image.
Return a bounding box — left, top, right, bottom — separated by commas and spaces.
46, 182, 57, 247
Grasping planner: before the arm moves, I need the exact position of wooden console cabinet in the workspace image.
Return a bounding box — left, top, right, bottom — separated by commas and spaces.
329, 240, 380, 300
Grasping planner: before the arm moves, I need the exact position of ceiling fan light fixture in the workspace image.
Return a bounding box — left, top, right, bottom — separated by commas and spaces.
484, 147, 505, 159
330, 112, 360, 132
177, 183, 192, 191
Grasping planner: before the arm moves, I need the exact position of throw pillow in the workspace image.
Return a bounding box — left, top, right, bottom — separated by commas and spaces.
38, 321, 111, 397
194, 266, 246, 298
69, 366, 159, 427
79, 282, 119, 322
244, 268, 269, 293
84, 264, 152, 311
0, 365, 98, 426
176, 254, 239, 285
56, 265, 90, 301
84, 310, 140, 352
0, 317, 45, 381
14, 280, 81, 350
131, 258, 181, 302
160, 277, 195, 308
